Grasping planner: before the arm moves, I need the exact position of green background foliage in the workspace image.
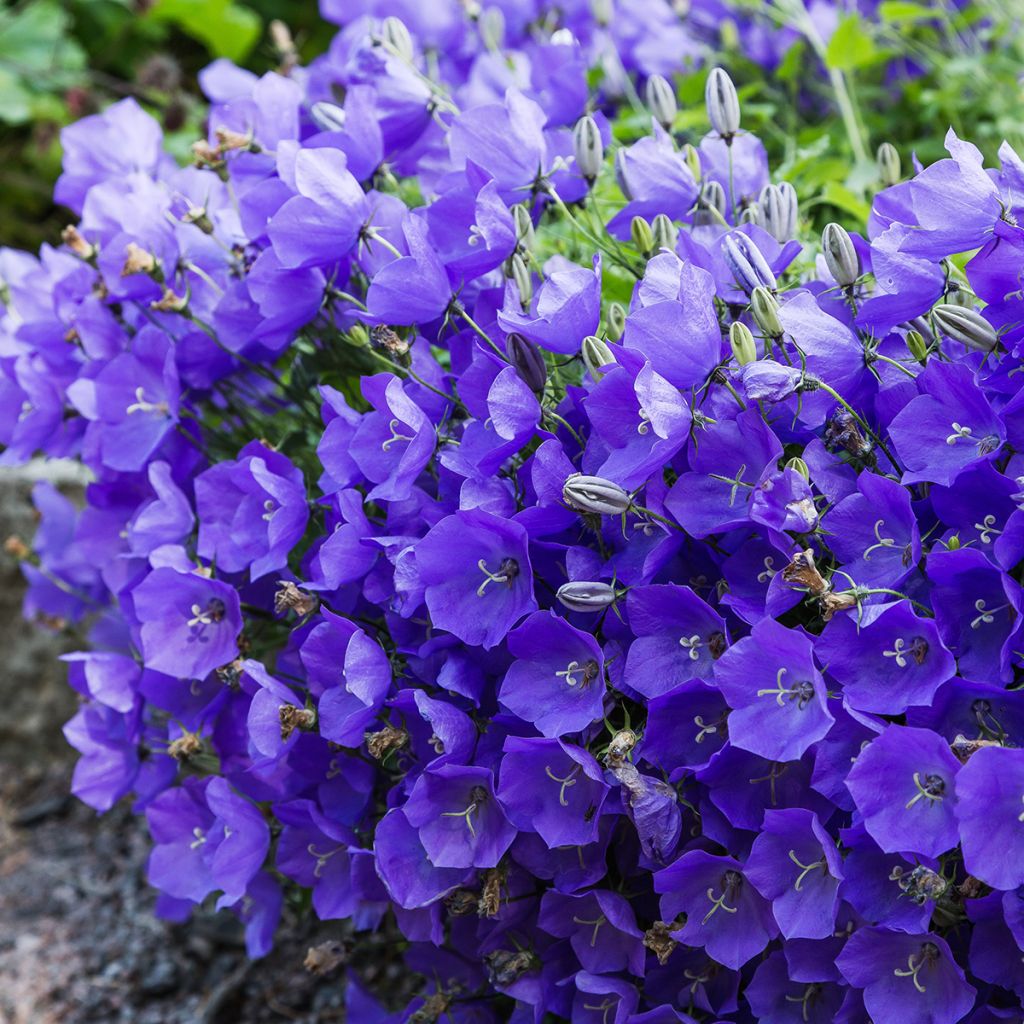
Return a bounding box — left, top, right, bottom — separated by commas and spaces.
0, 0, 1022, 250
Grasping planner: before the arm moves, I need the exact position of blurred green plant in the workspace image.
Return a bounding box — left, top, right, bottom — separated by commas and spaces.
0, 0, 324, 250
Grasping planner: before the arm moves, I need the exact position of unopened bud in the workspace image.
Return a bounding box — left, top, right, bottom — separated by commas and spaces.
932, 303, 998, 352
645, 74, 677, 131
381, 16, 414, 62
479, 6, 505, 49
906, 329, 928, 364
509, 253, 532, 310
557, 580, 617, 612
877, 142, 901, 187
563, 473, 632, 515
591, 0, 612, 26
705, 67, 740, 139
607, 303, 626, 341
573, 115, 604, 183
785, 456, 810, 480
682, 143, 702, 182
651, 213, 677, 252
739, 203, 762, 228
759, 182, 797, 243
729, 322, 757, 365
822, 223, 860, 287
310, 101, 346, 133
723, 233, 775, 294
750, 286, 782, 338
631, 215, 654, 256
550, 27, 576, 45
582, 334, 615, 380
506, 332, 547, 394
513, 204, 534, 250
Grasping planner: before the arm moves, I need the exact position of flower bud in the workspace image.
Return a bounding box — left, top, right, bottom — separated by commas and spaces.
694, 179, 726, 227
631, 215, 654, 256
613, 148, 633, 200
750, 286, 782, 338
582, 335, 616, 380
905, 329, 928, 364
723, 233, 775, 294
759, 182, 797, 243
509, 253, 532, 310
932, 304, 998, 352
550, 27, 576, 45
591, 0, 612, 25
513, 204, 534, 250
506, 332, 547, 394
877, 142, 901, 187
944, 281, 974, 308
705, 67, 740, 139
729, 322, 757, 365
785, 456, 810, 480
645, 73, 677, 131
479, 6, 505, 50
556, 580, 618, 612
738, 203, 762, 228
310, 101, 346, 133
381, 16, 414, 62
822, 223, 860, 288
563, 473, 632, 515
680, 144, 701, 185
651, 213, 677, 253
573, 115, 603, 183
606, 303, 626, 341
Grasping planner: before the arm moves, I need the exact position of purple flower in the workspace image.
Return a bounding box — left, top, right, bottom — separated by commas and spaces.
403, 764, 516, 869
497, 736, 608, 848
836, 927, 976, 1024
196, 441, 309, 580
955, 746, 1024, 890
713, 619, 833, 762
655, 850, 778, 969
132, 567, 242, 680
415, 508, 537, 649
846, 725, 961, 858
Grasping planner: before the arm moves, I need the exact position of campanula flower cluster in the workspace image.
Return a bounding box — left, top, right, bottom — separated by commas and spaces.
3, 2, 1024, 1022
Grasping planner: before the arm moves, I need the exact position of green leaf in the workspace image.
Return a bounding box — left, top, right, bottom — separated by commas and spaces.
825, 14, 879, 71
0, 0, 86, 83
148, 0, 261, 62
819, 182, 871, 224
0, 67, 33, 124
878, 1, 934, 22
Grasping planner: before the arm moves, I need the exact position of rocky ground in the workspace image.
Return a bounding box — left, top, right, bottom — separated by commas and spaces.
0, 468, 398, 1024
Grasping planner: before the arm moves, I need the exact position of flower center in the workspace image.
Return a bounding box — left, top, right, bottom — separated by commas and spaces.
440, 785, 489, 838
381, 417, 416, 450
187, 598, 226, 630
784, 983, 823, 1023
679, 634, 704, 660
476, 557, 520, 596
126, 386, 169, 416
905, 771, 946, 809
306, 843, 344, 878
883, 636, 929, 668
544, 764, 581, 806
709, 463, 750, 507
572, 913, 607, 947
893, 942, 939, 994
945, 422, 973, 445
756, 667, 815, 709
863, 518, 896, 560
555, 658, 599, 688
788, 849, 825, 891
702, 869, 742, 924
757, 556, 776, 583
971, 598, 1010, 629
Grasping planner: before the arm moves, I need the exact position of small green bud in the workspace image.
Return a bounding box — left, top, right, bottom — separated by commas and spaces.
729, 322, 757, 365
513, 204, 534, 250
607, 303, 626, 341
785, 456, 810, 480
705, 67, 740, 138
509, 253, 532, 311
682, 143, 702, 183
631, 216, 655, 256
946, 535, 961, 551
645, 74, 677, 131
877, 142, 901, 187
750, 286, 782, 338
822, 222, 860, 288
905, 329, 928, 364
479, 6, 505, 50
381, 16, 414, 62
582, 334, 615, 381
651, 214, 677, 253
573, 115, 604, 183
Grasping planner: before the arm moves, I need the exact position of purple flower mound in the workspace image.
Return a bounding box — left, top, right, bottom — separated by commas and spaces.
4, 4, 1024, 1021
